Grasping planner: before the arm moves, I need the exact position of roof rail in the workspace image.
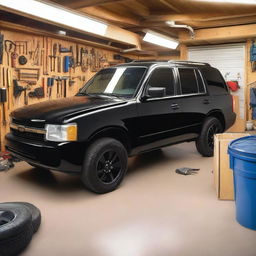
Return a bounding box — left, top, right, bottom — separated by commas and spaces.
131, 60, 168, 63
169, 60, 211, 66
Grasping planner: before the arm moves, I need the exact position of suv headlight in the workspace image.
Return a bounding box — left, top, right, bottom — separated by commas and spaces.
45, 123, 77, 142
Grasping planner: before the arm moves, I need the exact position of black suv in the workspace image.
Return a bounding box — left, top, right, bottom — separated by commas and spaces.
6, 61, 236, 193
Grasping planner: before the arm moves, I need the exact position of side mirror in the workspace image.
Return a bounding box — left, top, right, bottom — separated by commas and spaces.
147, 87, 166, 98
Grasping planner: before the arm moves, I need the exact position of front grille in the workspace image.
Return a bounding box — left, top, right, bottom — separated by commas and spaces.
12, 118, 45, 128
11, 128, 45, 141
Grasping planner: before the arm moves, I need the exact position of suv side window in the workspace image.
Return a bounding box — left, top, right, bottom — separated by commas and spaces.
147, 67, 175, 96
179, 68, 198, 95
201, 68, 228, 95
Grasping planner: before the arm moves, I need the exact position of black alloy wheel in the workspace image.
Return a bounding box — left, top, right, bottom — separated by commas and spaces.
97, 150, 122, 184
81, 137, 128, 194
196, 117, 223, 157
207, 123, 222, 150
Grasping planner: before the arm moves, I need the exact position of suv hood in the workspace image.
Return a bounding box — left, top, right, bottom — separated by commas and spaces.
11, 95, 126, 123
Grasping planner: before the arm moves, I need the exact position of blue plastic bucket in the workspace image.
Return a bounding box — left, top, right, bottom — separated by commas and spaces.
228, 135, 256, 230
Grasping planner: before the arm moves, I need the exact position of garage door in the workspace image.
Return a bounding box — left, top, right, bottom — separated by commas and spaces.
188, 44, 245, 119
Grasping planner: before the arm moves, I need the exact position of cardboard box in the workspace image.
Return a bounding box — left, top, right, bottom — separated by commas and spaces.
213, 133, 250, 200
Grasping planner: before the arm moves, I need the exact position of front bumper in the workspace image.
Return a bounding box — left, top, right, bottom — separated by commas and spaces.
5, 133, 82, 174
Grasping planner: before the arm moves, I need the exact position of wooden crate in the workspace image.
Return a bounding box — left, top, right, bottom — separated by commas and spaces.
213, 133, 250, 200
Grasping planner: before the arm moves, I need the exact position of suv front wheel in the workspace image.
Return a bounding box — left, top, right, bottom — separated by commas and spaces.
81, 137, 128, 194
196, 117, 223, 157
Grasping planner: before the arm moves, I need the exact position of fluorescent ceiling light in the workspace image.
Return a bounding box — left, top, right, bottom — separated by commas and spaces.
0, 0, 108, 36
143, 30, 179, 49
193, 0, 256, 4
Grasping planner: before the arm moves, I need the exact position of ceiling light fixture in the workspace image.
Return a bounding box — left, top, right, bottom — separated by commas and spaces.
143, 30, 179, 49
193, 0, 256, 4
0, 0, 108, 36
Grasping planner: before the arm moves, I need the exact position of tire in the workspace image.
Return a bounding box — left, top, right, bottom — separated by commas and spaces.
1, 203, 41, 234
0, 204, 33, 256
196, 117, 223, 157
81, 137, 128, 194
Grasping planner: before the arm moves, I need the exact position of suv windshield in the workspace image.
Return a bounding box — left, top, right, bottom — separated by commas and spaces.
79, 67, 147, 98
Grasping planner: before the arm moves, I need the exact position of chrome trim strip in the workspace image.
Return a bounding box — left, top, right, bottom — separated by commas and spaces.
10, 123, 46, 135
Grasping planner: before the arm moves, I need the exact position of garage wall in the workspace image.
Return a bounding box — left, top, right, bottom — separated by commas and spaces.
188, 44, 246, 119
0, 27, 138, 150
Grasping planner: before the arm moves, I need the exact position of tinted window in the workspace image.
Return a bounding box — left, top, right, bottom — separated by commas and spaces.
201, 68, 228, 95
179, 68, 198, 94
195, 70, 205, 93
147, 68, 175, 96
81, 67, 147, 98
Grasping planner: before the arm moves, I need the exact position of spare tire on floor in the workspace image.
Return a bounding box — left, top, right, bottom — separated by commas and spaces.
1, 202, 41, 233
0, 204, 33, 256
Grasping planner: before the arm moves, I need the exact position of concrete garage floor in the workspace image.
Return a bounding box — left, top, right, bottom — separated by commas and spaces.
0, 142, 256, 256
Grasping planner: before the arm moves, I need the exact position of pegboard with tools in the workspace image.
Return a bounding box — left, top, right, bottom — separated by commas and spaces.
0, 28, 136, 150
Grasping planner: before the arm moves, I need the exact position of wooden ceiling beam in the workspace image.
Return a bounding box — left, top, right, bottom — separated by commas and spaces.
159, 0, 182, 13
80, 6, 140, 26
61, 0, 125, 9
185, 15, 256, 29
143, 12, 256, 23
179, 23, 256, 44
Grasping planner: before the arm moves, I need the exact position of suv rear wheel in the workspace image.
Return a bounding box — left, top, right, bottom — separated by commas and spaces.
81, 137, 128, 194
196, 117, 223, 157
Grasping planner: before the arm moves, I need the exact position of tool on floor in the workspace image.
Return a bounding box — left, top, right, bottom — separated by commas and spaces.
0, 33, 4, 64
175, 167, 200, 175
0, 87, 7, 125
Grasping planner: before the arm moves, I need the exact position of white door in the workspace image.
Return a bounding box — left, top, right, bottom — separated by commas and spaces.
188, 44, 245, 118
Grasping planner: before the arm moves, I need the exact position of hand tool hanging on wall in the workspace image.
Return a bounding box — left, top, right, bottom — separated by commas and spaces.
47, 77, 54, 99
0, 33, 4, 64
250, 40, 256, 72
6, 68, 11, 110
57, 56, 61, 73
63, 56, 70, 73
49, 43, 57, 72
61, 76, 69, 98
55, 76, 62, 98
4, 40, 16, 66
16, 68, 40, 81
32, 41, 40, 66
18, 55, 27, 65
44, 37, 49, 75
28, 87, 44, 98
0, 88, 7, 126
14, 41, 28, 55
13, 79, 24, 98
11, 51, 18, 68
59, 45, 72, 53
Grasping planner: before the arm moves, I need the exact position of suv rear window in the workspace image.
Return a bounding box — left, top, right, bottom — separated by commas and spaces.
178, 68, 198, 95
201, 68, 228, 95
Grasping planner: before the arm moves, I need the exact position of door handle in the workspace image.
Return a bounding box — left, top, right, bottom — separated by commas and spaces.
203, 99, 210, 104
171, 103, 180, 110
